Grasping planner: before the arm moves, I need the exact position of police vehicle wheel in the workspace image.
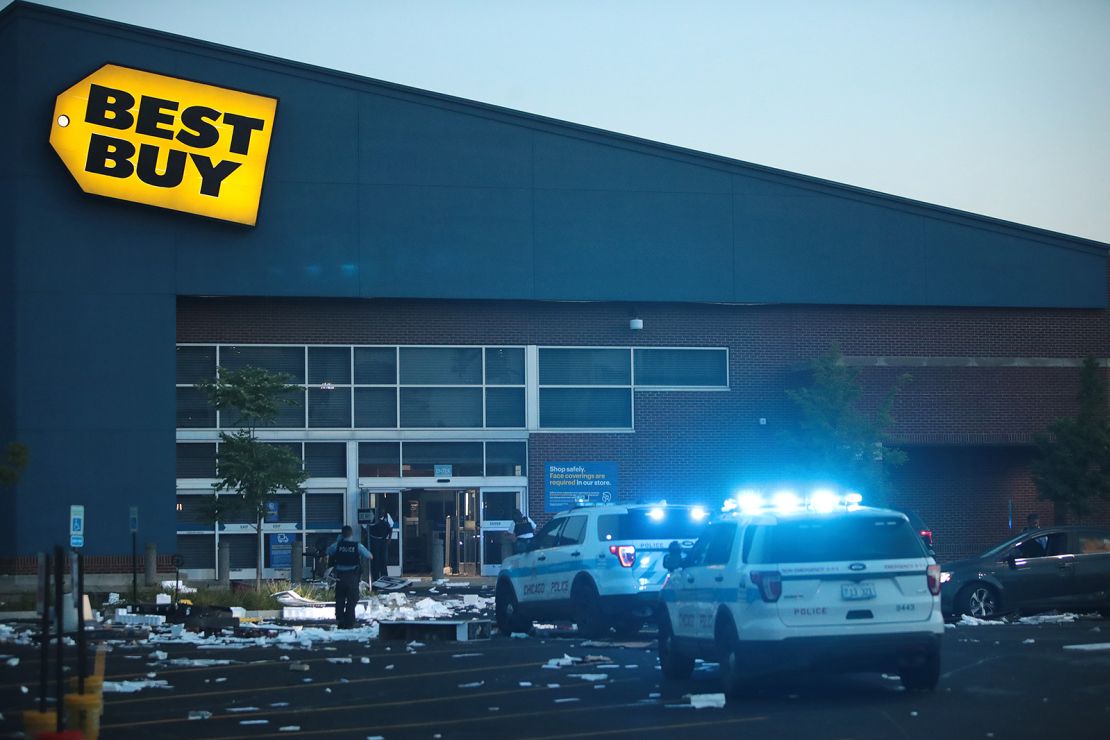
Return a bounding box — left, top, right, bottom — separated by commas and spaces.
658, 617, 694, 680
716, 618, 745, 697
899, 645, 940, 691
495, 582, 530, 634
572, 580, 607, 638
956, 583, 999, 619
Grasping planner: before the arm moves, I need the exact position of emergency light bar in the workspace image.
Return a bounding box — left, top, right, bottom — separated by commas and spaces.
722, 488, 863, 515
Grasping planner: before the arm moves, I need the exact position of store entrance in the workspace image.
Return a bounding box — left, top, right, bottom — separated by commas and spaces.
400, 488, 480, 576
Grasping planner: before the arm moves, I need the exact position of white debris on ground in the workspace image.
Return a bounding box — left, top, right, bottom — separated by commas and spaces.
957, 615, 997, 626
1023, 638, 1036, 644
1017, 613, 1078, 625
543, 654, 581, 669
281, 591, 493, 622
1062, 642, 1110, 652
164, 658, 238, 667
103, 679, 172, 693
568, 673, 608, 682
160, 579, 197, 594
688, 693, 727, 709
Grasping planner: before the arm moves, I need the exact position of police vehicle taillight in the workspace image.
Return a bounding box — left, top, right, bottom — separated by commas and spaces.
750, 570, 782, 602
609, 544, 636, 568
926, 564, 941, 596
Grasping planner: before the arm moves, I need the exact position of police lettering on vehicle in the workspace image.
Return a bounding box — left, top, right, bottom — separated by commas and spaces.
49, 64, 277, 226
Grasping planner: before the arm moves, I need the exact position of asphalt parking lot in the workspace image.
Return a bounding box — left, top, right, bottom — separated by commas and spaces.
3, 614, 1110, 740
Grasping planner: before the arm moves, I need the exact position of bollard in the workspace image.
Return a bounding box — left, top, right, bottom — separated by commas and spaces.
144, 543, 157, 586
217, 539, 230, 588
291, 538, 303, 582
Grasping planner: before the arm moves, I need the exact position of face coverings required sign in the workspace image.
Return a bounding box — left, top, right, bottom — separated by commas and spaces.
49, 64, 278, 226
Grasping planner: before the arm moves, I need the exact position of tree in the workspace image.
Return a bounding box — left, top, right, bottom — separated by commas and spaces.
0, 442, 29, 487
783, 344, 910, 504
1032, 357, 1110, 522
198, 367, 308, 589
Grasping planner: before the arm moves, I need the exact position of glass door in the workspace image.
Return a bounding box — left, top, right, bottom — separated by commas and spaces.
454, 488, 481, 576
480, 488, 525, 576
366, 490, 402, 577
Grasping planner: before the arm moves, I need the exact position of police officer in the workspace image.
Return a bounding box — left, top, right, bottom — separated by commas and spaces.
326, 526, 371, 628
367, 508, 394, 584
511, 509, 536, 554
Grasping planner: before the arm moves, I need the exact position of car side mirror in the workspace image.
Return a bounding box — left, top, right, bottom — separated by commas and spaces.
663, 540, 684, 571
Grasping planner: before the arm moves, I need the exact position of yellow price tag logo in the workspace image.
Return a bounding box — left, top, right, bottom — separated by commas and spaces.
49, 64, 278, 226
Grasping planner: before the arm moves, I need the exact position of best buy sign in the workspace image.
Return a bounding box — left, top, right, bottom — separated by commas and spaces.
49, 64, 278, 226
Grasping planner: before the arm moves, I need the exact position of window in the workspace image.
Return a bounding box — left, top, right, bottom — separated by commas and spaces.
539, 348, 630, 385
400, 387, 483, 428
354, 347, 397, 384
486, 388, 525, 427
703, 523, 736, 566
1079, 533, 1110, 554
533, 518, 565, 549
359, 442, 400, 477
558, 516, 588, 546
403, 442, 483, 477
176, 496, 215, 531
596, 509, 707, 541
220, 346, 305, 383
305, 493, 344, 529
308, 387, 351, 427
176, 387, 215, 428
175, 535, 215, 569
540, 388, 631, 428
354, 388, 397, 427
400, 347, 482, 385
305, 443, 346, 477
746, 517, 925, 564
308, 347, 351, 384
176, 346, 215, 384
634, 348, 727, 387
485, 348, 525, 384
176, 443, 216, 478
486, 442, 527, 476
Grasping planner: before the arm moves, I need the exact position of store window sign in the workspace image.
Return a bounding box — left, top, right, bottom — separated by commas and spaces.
545, 462, 618, 512
49, 64, 278, 226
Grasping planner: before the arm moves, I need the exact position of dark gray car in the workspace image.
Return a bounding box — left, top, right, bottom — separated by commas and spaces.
940, 526, 1110, 619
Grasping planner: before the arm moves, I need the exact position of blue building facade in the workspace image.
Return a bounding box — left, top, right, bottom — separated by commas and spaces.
2, 3, 1106, 570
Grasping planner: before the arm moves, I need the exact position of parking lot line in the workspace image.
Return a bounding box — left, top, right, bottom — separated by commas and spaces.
521, 714, 770, 739
101, 676, 645, 731
192, 700, 765, 740
102, 658, 544, 707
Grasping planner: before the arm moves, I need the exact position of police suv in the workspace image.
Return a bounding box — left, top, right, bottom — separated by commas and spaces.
658, 492, 944, 695
495, 503, 708, 637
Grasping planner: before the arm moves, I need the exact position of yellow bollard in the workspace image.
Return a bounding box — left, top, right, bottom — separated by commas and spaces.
20, 708, 58, 738
64, 691, 103, 740
68, 674, 104, 696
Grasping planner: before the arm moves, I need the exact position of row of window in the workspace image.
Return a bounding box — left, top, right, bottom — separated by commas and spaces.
176, 345, 728, 431
177, 440, 527, 479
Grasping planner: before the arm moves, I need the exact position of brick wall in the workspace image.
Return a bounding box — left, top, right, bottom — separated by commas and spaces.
177, 295, 1110, 561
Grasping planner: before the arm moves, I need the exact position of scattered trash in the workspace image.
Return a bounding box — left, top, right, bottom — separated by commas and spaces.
1017, 613, 1078, 625
459, 681, 485, 688
519, 681, 532, 687
5, 657, 18, 667
289, 663, 310, 672
103, 679, 172, 693
107, 593, 120, 604
569, 673, 608, 682
543, 654, 582, 669
910, 711, 918, 717
188, 710, 212, 720
327, 657, 353, 664
510, 632, 529, 639
161, 579, 197, 594
554, 697, 580, 703
241, 719, 269, 725
406, 641, 426, 649
271, 702, 290, 708
1063, 642, 1110, 652
958, 615, 996, 626
385, 664, 395, 670
361, 657, 371, 664
1022, 639, 1036, 645
227, 706, 261, 713
546, 683, 561, 688
453, 653, 483, 658
279, 726, 301, 732
148, 650, 168, 661
687, 693, 726, 709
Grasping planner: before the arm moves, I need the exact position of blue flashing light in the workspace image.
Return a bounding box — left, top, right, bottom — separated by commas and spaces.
690, 505, 708, 522
648, 507, 665, 522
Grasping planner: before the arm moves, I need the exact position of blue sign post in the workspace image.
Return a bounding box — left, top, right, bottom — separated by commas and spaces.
545, 462, 619, 512
269, 532, 292, 569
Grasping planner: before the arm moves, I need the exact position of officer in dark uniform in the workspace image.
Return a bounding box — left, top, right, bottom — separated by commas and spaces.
511, 509, 536, 554
326, 526, 371, 628
367, 509, 394, 584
